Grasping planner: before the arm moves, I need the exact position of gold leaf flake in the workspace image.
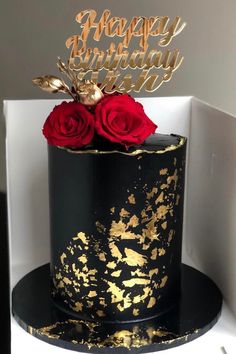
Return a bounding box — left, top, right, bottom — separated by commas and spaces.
60, 253, 66, 265
111, 270, 122, 277
98, 252, 106, 262
160, 168, 168, 175
63, 277, 72, 285
78, 255, 87, 264
106, 281, 125, 303
109, 221, 138, 240
96, 310, 106, 317
167, 169, 178, 189
119, 208, 130, 218
127, 215, 139, 228
123, 248, 147, 266
95, 221, 106, 233
131, 269, 147, 277
160, 275, 168, 288
109, 241, 123, 260
161, 221, 167, 230
158, 248, 166, 256
128, 194, 136, 204
110, 207, 115, 214
175, 194, 180, 205
157, 205, 169, 219
73, 232, 88, 245
88, 290, 97, 297
149, 268, 158, 278
146, 187, 158, 200
106, 261, 117, 269
133, 309, 139, 316
160, 184, 168, 190
73, 301, 83, 312
123, 278, 150, 287
151, 248, 158, 260
147, 297, 156, 308
168, 230, 174, 243
155, 192, 164, 204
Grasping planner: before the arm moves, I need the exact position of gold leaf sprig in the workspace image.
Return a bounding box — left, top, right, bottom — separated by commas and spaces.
32, 75, 77, 100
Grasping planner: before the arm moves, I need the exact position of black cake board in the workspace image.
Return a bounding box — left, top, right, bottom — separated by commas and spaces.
12, 263, 222, 353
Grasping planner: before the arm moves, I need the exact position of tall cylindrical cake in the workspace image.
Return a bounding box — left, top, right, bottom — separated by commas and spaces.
49, 133, 187, 323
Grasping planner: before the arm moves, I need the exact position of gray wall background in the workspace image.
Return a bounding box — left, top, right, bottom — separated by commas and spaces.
1, 0, 236, 191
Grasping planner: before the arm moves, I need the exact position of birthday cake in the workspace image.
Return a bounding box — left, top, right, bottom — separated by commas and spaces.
49, 133, 186, 323
32, 9, 187, 324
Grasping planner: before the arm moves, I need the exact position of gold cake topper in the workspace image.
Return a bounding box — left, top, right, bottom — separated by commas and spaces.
66, 10, 186, 93
33, 9, 186, 99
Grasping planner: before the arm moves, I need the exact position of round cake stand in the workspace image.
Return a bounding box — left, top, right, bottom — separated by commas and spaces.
12, 263, 222, 353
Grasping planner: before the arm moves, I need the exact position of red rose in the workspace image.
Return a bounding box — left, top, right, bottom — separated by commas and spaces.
43, 101, 94, 148
95, 95, 157, 147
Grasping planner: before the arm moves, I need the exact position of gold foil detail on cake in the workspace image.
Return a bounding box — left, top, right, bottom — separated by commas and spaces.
123, 248, 147, 266
111, 270, 122, 277
146, 187, 158, 200
60, 253, 67, 265
147, 297, 156, 308
95, 221, 106, 233
73, 232, 89, 245
160, 168, 168, 175
119, 208, 130, 218
96, 310, 106, 317
133, 309, 140, 316
88, 291, 97, 298
123, 278, 151, 287
60, 137, 186, 156
128, 194, 136, 204
160, 275, 168, 288
53, 159, 184, 318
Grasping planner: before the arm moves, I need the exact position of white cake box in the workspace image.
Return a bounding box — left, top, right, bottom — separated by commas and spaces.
4, 97, 236, 353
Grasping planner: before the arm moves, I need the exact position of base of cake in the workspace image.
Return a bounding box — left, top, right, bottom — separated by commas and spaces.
12, 263, 222, 353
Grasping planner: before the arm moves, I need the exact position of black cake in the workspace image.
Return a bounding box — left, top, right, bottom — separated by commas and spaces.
49, 133, 187, 323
